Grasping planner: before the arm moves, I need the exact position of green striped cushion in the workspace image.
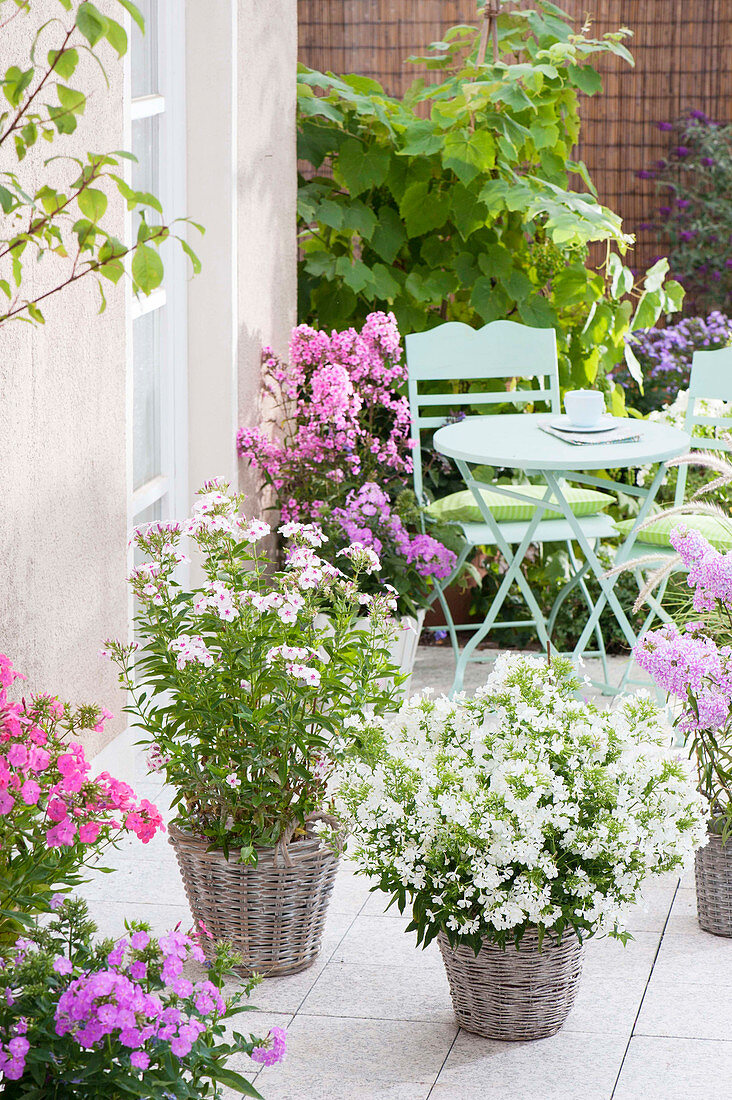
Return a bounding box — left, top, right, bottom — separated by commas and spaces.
614, 514, 732, 552
427, 483, 613, 524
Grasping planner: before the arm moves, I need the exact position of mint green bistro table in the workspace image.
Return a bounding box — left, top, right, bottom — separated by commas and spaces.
433, 413, 691, 695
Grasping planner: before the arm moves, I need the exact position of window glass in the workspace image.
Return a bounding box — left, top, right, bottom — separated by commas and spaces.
131, 0, 159, 98
132, 309, 162, 491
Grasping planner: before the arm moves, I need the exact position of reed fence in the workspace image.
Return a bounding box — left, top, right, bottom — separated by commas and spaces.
298, 0, 732, 275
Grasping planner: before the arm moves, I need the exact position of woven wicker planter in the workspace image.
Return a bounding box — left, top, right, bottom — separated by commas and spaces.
169, 822, 340, 977
695, 830, 732, 937
438, 929, 584, 1041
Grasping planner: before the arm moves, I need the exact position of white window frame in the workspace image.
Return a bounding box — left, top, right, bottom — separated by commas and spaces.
124, 1, 189, 606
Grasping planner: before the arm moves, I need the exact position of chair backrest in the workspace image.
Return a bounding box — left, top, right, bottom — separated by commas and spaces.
677, 346, 732, 505
405, 319, 560, 501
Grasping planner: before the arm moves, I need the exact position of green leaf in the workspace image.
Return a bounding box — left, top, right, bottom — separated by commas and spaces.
624, 342, 644, 391
662, 279, 685, 313
606, 253, 634, 299
114, 0, 145, 34
98, 258, 125, 283
48, 47, 79, 80
442, 130, 495, 185
529, 118, 560, 150
518, 293, 557, 327
179, 237, 202, 275
553, 265, 593, 306
27, 301, 45, 323
568, 64, 603, 95
399, 181, 449, 237
57, 84, 86, 115
3, 66, 34, 108
478, 243, 512, 281
335, 138, 389, 196
501, 268, 533, 303
341, 199, 378, 241
77, 187, 107, 223
335, 255, 373, 295
369, 263, 400, 300
397, 121, 443, 158
471, 277, 511, 322
370, 206, 405, 263
76, 3, 109, 46
105, 17, 128, 58
643, 256, 669, 293
131, 243, 164, 293
0, 185, 13, 214
449, 184, 487, 241
631, 288, 663, 333
316, 198, 343, 231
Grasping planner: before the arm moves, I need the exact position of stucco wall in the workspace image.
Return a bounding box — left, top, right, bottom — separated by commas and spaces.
0, 0, 128, 757
186, 0, 297, 508
0, 1, 298, 756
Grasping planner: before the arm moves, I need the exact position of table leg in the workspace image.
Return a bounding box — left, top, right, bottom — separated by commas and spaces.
543, 465, 668, 673
451, 462, 554, 695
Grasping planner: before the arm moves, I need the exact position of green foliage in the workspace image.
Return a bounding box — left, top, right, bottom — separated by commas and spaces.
0, 0, 202, 327
297, 1, 683, 399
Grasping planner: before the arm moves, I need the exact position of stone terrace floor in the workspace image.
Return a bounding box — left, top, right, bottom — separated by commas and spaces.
82, 649, 732, 1100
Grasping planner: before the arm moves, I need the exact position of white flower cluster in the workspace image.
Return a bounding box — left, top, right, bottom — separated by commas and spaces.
193, 581, 239, 622
168, 634, 215, 670
338, 542, 381, 574
265, 644, 321, 686
335, 653, 708, 947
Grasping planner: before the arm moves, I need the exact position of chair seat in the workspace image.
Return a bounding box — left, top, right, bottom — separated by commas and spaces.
614, 513, 732, 553
427, 482, 613, 525
460, 513, 618, 547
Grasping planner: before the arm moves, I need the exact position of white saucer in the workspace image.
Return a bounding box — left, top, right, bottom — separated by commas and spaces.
550, 415, 615, 434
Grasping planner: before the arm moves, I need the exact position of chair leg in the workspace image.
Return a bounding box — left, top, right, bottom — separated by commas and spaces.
572, 541, 610, 691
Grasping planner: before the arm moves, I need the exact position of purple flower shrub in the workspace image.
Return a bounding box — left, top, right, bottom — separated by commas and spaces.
237, 313, 457, 616
635, 111, 732, 313
0, 898, 279, 1096
634, 523, 732, 830
611, 311, 732, 413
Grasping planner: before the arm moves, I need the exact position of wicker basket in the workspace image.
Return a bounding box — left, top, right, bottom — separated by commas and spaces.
438, 929, 584, 1041
695, 830, 732, 937
169, 821, 341, 977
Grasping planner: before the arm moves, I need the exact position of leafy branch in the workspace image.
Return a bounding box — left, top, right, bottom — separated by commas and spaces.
0, 0, 202, 328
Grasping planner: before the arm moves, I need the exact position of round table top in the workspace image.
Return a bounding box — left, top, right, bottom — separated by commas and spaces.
433, 414, 690, 472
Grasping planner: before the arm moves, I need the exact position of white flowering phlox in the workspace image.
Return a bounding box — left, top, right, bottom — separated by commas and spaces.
108, 480, 402, 853
335, 653, 709, 953
168, 634, 215, 670
338, 542, 381, 574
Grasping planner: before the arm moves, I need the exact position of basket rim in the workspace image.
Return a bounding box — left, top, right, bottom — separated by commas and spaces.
168, 820, 338, 866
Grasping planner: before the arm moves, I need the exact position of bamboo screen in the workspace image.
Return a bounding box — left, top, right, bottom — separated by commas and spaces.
298, 1, 732, 275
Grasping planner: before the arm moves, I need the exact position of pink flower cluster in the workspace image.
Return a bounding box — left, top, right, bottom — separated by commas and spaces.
0, 1028, 28, 1081
237, 312, 412, 523
51, 929, 224, 1072
670, 524, 732, 612
251, 1024, 287, 1066
634, 623, 732, 731
0, 654, 164, 849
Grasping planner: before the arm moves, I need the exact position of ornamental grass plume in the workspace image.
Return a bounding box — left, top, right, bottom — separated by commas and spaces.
0, 656, 164, 942
336, 653, 707, 954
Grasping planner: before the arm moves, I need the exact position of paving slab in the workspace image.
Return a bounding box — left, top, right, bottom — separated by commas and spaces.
431, 1028, 628, 1100
614, 1035, 732, 1100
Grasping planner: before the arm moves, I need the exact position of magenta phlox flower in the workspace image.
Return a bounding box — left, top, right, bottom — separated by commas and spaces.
251, 1024, 287, 1066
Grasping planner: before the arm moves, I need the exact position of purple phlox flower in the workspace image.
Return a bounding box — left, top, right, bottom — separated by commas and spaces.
251, 1025, 287, 1066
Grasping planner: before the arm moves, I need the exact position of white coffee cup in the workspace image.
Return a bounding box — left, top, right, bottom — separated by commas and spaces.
564, 389, 605, 428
